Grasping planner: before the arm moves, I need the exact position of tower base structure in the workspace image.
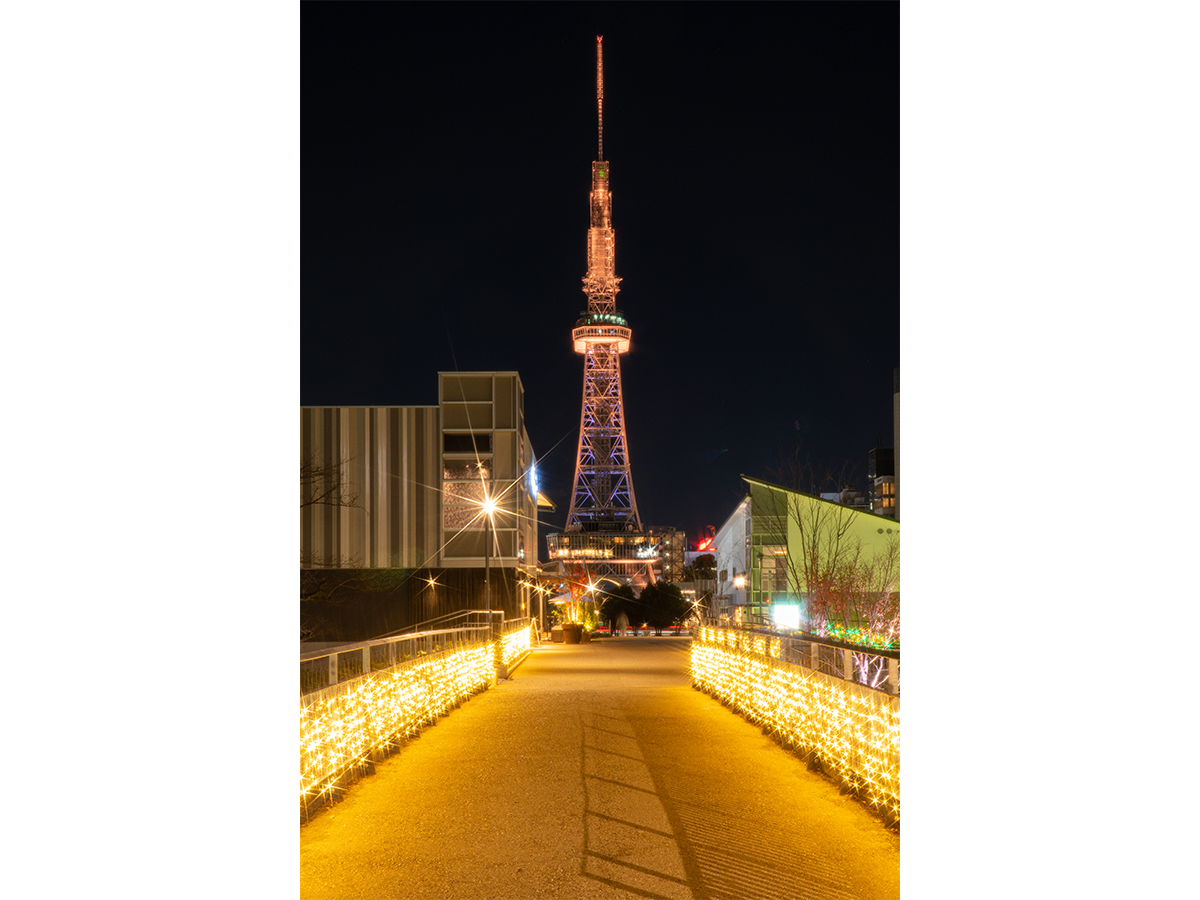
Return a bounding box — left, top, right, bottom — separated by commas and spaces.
544, 524, 684, 587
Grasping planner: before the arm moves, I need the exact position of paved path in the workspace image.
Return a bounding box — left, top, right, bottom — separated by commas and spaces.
300, 637, 899, 900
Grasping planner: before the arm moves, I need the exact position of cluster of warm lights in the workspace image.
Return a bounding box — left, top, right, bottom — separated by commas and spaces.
691, 626, 900, 824
501, 623, 533, 664
555, 548, 614, 559
700, 626, 781, 660
301, 624, 536, 811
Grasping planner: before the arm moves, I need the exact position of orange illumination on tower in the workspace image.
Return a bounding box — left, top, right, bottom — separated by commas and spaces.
565, 35, 642, 533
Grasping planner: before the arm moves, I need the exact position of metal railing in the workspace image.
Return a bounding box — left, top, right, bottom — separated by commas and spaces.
301, 610, 528, 695
300, 627, 485, 695
300, 616, 538, 820
691, 621, 900, 825
697, 620, 899, 695
375, 608, 504, 638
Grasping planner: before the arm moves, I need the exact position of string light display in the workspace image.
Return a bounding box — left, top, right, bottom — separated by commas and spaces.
501, 622, 532, 661
691, 626, 900, 825
823, 623, 898, 651
300, 622, 535, 819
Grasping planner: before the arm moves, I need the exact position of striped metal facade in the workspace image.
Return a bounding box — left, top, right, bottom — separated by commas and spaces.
300, 373, 540, 580
300, 406, 441, 569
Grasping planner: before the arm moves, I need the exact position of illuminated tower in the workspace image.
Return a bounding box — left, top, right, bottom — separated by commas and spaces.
565, 35, 642, 534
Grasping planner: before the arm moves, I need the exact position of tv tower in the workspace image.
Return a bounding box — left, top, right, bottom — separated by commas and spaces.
564, 35, 642, 533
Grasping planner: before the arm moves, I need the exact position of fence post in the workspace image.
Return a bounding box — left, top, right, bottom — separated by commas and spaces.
328, 653, 338, 688
886, 656, 899, 695
362, 646, 371, 676
843, 648, 854, 682
811, 641, 820, 671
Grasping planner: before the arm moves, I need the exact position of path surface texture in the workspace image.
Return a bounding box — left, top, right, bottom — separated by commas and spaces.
300, 636, 900, 900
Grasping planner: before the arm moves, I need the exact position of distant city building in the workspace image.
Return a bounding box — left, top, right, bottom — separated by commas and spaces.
893, 367, 900, 521
820, 486, 870, 512
649, 526, 686, 583
869, 447, 896, 518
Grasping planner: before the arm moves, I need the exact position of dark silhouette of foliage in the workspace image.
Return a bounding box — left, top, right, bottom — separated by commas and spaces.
637, 582, 690, 635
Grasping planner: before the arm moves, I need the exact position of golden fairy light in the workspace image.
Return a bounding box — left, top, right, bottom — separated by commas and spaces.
690, 625, 900, 822
301, 623, 536, 811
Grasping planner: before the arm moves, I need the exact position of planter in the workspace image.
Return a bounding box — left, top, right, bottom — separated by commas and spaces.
562, 624, 583, 644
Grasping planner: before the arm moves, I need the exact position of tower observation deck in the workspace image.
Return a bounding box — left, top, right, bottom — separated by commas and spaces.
547, 36, 661, 587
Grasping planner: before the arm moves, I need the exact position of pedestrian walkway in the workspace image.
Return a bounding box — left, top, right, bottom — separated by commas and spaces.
299, 637, 900, 900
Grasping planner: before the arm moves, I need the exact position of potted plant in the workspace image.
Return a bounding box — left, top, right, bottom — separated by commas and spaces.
560, 586, 596, 644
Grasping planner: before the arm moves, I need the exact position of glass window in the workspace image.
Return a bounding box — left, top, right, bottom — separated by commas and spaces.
443, 506, 479, 529
444, 481, 487, 503
444, 460, 492, 480
444, 433, 491, 454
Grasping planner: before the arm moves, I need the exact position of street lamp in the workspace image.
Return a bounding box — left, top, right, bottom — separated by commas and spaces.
482, 491, 512, 681
483, 494, 497, 636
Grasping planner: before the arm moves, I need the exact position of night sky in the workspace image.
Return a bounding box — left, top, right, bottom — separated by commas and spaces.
302, 3, 898, 553
9, 4, 1199, 888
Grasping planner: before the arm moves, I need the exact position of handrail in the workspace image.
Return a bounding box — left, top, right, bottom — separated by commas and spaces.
376, 608, 505, 639
695, 622, 900, 696
299, 626, 488, 662
301, 617, 538, 695
698, 617, 899, 658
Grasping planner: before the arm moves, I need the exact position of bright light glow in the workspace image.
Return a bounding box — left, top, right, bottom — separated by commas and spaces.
482, 498, 497, 516
734, 574, 745, 589
301, 623, 536, 812
690, 626, 899, 823
772, 604, 801, 630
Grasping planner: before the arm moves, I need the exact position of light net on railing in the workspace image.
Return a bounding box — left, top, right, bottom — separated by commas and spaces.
691, 625, 900, 824
300, 620, 537, 816
501, 621, 534, 665
301, 645, 493, 806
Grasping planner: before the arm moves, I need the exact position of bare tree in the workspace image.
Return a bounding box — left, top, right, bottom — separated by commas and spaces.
300, 455, 360, 510
760, 448, 900, 647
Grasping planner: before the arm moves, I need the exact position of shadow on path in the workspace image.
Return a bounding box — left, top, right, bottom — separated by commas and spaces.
300, 637, 898, 900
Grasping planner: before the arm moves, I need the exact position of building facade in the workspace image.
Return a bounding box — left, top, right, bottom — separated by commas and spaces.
893, 367, 900, 521
301, 372, 543, 636
868, 447, 896, 518
713, 477, 900, 633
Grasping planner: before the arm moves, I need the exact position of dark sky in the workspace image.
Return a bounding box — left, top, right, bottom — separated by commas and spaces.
302, 3, 898, 556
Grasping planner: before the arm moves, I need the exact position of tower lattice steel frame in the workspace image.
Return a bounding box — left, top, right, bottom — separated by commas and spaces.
565, 36, 642, 534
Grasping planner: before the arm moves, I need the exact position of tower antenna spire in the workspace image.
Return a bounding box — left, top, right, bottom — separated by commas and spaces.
596, 35, 604, 161
550, 35, 657, 594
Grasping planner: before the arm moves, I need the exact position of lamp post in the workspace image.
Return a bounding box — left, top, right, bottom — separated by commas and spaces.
482, 492, 501, 679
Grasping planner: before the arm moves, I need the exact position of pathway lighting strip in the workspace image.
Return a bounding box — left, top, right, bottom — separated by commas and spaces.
691, 626, 900, 825
300, 621, 536, 816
